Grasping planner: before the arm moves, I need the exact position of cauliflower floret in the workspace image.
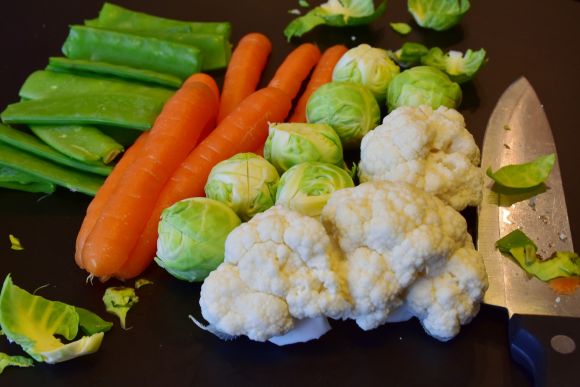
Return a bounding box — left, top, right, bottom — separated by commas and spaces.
358, 105, 483, 211
321, 181, 476, 330
199, 206, 351, 341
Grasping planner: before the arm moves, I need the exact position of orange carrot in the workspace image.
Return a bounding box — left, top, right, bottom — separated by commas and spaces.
78, 73, 220, 278
114, 87, 292, 279
75, 131, 149, 269
289, 44, 348, 123
268, 43, 321, 100
549, 277, 580, 295
217, 33, 272, 123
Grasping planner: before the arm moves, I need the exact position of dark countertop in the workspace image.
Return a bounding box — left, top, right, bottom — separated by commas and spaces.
1, 1, 579, 386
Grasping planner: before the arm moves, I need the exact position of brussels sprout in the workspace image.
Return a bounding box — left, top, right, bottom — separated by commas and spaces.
264, 123, 344, 173
276, 162, 354, 217
306, 81, 380, 148
389, 42, 429, 68
332, 44, 400, 101
421, 48, 487, 84
408, 0, 470, 31
205, 153, 279, 221
155, 197, 241, 282
386, 66, 462, 111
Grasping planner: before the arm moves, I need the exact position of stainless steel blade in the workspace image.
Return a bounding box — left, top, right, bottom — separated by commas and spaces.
478, 77, 579, 317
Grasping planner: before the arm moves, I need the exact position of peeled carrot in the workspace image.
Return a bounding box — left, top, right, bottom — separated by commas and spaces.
114, 87, 292, 279
75, 131, 149, 269
268, 43, 321, 100
289, 44, 348, 123
549, 277, 580, 295
78, 73, 220, 278
217, 33, 272, 123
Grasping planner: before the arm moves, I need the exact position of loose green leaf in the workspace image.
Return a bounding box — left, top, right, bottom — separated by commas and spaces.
389, 42, 429, 68
486, 154, 556, 189
0, 353, 33, 374
421, 48, 487, 84
75, 307, 113, 335
390, 22, 412, 35
134, 278, 154, 289
103, 287, 139, 329
8, 235, 23, 251
299, 0, 310, 7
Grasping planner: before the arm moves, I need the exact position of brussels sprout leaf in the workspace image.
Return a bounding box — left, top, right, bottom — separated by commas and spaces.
421, 48, 487, 83
390, 22, 412, 35
486, 153, 555, 189
0, 353, 33, 374
299, 0, 310, 7
390, 42, 429, 68
75, 306, 113, 335
9, 234, 23, 251
135, 278, 154, 289
103, 287, 139, 330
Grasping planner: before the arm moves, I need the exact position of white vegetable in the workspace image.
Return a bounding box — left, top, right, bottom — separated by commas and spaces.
269, 317, 332, 346
358, 105, 483, 210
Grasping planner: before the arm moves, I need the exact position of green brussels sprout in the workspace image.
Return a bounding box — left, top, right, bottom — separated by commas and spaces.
155, 197, 241, 282
276, 162, 354, 217
306, 81, 380, 147
386, 66, 462, 111
389, 42, 429, 68
421, 48, 487, 84
332, 44, 400, 101
205, 153, 279, 221
264, 123, 344, 173
408, 0, 470, 31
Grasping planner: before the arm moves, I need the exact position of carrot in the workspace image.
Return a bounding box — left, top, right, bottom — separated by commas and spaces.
75, 131, 149, 269
78, 73, 220, 278
268, 43, 321, 100
289, 44, 348, 123
549, 277, 580, 295
114, 87, 292, 279
217, 33, 272, 123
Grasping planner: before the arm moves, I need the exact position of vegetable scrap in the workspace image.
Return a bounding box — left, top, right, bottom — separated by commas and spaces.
8, 234, 23, 251
421, 48, 487, 84
134, 278, 154, 289
103, 287, 139, 330
0, 353, 33, 374
486, 153, 555, 189
390, 22, 412, 35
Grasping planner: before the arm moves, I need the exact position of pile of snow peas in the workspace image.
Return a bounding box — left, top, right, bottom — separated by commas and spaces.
0, 2, 231, 196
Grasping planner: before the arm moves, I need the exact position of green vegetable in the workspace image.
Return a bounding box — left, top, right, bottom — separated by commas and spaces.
74, 306, 114, 335
0, 124, 112, 176
2, 93, 165, 130
134, 278, 154, 289
0, 275, 108, 363
390, 22, 412, 35
8, 234, 24, 251
30, 125, 123, 164
284, 0, 387, 40
390, 42, 429, 68
332, 44, 400, 101
0, 165, 55, 194
421, 48, 487, 84
0, 353, 33, 374
264, 123, 345, 173
408, 0, 470, 31
496, 229, 580, 281
47, 57, 182, 88
0, 142, 104, 196
386, 66, 462, 111
306, 81, 380, 147
276, 162, 354, 217
103, 287, 139, 330
205, 153, 280, 221
62, 25, 201, 79
486, 154, 555, 189
299, 0, 310, 7
155, 198, 241, 282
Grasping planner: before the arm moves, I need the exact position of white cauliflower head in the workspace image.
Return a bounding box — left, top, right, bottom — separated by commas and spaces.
321, 181, 479, 331
199, 206, 351, 341
358, 105, 483, 211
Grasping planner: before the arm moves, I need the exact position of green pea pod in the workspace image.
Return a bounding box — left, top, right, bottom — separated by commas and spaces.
62, 25, 201, 80
30, 125, 123, 164
0, 165, 55, 194
47, 57, 182, 89
19, 70, 173, 102
2, 93, 164, 130
0, 142, 104, 196
0, 124, 112, 176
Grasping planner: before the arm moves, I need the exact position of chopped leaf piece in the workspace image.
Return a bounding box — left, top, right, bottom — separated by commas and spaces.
0, 353, 33, 374
288, 9, 302, 15
9, 234, 23, 251
75, 307, 113, 335
486, 154, 555, 189
134, 278, 154, 289
389, 42, 429, 68
390, 22, 412, 35
299, 0, 310, 7
103, 287, 139, 329
421, 48, 487, 84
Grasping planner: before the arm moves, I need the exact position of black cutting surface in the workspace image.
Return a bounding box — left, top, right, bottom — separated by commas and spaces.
1, 0, 579, 386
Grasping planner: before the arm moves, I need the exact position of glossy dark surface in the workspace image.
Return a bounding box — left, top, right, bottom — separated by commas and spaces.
1, 1, 579, 385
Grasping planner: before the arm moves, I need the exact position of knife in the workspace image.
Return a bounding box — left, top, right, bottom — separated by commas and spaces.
478, 77, 580, 386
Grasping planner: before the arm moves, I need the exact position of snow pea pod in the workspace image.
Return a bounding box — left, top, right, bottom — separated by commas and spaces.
0, 165, 55, 194
2, 93, 164, 130
46, 57, 182, 89
62, 25, 202, 80
30, 125, 123, 164
0, 124, 112, 176
0, 142, 104, 196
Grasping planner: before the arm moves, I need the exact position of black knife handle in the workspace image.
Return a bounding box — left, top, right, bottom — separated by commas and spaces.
509, 314, 580, 387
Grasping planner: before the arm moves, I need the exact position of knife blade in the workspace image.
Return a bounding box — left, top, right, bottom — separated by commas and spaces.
478, 77, 580, 386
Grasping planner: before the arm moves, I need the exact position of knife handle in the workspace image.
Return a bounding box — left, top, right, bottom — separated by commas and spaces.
509, 314, 580, 386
